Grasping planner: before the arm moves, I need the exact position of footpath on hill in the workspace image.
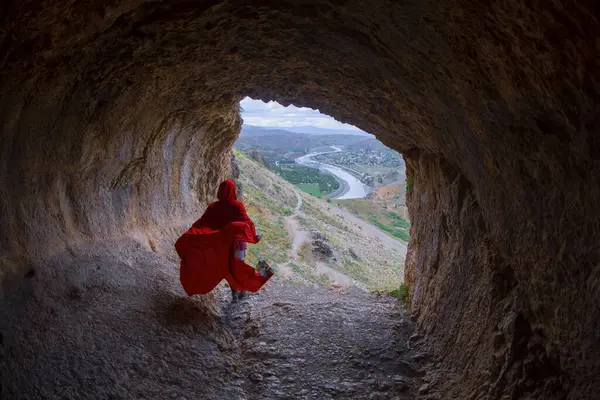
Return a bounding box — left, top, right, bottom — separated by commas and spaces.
278, 189, 407, 288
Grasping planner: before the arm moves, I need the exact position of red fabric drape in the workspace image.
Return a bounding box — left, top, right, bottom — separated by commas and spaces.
175, 180, 271, 295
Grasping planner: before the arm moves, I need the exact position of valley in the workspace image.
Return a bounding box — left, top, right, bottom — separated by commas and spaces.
234, 152, 407, 292
235, 125, 407, 203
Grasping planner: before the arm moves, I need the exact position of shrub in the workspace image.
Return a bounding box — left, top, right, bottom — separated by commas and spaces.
389, 284, 410, 303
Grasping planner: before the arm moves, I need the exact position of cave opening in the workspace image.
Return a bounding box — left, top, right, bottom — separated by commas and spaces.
233, 96, 409, 291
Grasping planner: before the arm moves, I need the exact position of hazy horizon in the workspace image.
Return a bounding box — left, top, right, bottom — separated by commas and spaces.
240, 97, 369, 135
242, 124, 372, 137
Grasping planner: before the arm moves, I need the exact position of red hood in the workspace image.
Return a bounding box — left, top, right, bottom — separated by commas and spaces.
217, 180, 237, 202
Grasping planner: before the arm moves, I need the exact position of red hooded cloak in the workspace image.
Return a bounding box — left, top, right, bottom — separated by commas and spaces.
175, 180, 271, 295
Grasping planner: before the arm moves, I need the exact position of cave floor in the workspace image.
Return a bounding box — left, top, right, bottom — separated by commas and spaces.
1, 239, 424, 399
228, 281, 424, 400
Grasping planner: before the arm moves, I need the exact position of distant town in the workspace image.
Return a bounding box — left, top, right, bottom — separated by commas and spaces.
313, 148, 403, 168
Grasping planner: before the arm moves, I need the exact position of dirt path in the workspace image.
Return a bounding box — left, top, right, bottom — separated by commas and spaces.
280, 191, 359, 287
229, 282, 423, 400
279, 189, 406, 286
278, 192, 308, 278
286, 191, 309, 257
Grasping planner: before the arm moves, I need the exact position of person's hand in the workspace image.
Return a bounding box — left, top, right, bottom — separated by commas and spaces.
255, 234, 263, 242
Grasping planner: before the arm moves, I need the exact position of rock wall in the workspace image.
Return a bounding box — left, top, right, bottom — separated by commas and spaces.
404, 152, 581, 399
0, 66, 240, 271
1, 1, 599, 398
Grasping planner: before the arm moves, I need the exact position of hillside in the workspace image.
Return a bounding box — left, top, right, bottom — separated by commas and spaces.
235, 127, 368, 162
235, 151, 406, 291
347, 137, 389, 150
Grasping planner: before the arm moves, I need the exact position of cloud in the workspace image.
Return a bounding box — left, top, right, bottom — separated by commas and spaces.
240, 97, 363, 131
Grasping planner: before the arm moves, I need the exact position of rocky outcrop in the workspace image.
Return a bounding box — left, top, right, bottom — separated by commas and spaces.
362, 175, 376, 187
245, 149, 268, 168
0, 1, 599, 399
230, 151, 241, 180
309, 229, 339, 264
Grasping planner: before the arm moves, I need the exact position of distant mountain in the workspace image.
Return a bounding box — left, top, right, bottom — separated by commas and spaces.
240, 126, 297, 137
347, 138, 390, 151
236, 126, 368, 157
242, 125, 372, 137
280, 125, 372, 136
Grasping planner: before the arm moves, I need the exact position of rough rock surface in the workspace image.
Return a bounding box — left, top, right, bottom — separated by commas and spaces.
309, 229, 339, 264
231, 151, 243, 197
232, 281, 423, 400
245, 149, 268, 168
0, 236, 422, 399
1, 1, 599, 399
404, 151, 599, 399
0, 239, 241, 399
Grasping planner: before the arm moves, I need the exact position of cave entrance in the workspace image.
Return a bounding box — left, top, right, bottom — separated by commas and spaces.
233, 97, 409, 293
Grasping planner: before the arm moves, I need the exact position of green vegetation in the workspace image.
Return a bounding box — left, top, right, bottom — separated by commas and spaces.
369, 216, 410, 242
239, 171, 292, 265
388, 284, 410, 303
351, 164, 397, 175
245, 214, 290, 265
300, 200, 349, 232
370, 211, 411, 242
313, 272, 330, 285
386, 211, 410, 229
334, 198, 410, 243
339, 256, 372, 286
275, 164, 339, 195
244, 183, 290, 216
296, 183, 321, 197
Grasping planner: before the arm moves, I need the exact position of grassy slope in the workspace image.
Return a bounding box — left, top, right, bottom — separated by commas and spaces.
296, 183, 321, 197
236, 153, 297, 266
236, 152, 406, 291
298, 198, 405, 290
334, 199, 410, 243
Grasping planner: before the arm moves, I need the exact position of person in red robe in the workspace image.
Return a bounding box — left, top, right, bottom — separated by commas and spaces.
175, 180, 274, 300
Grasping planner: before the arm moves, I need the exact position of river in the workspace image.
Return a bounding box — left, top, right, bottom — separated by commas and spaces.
295, 146, 370, 200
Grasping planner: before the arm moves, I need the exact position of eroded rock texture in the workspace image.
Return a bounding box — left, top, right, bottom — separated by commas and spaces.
1, 0, 598, 398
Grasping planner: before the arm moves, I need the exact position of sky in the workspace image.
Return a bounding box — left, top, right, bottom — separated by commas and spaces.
240, 97, 363, 131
